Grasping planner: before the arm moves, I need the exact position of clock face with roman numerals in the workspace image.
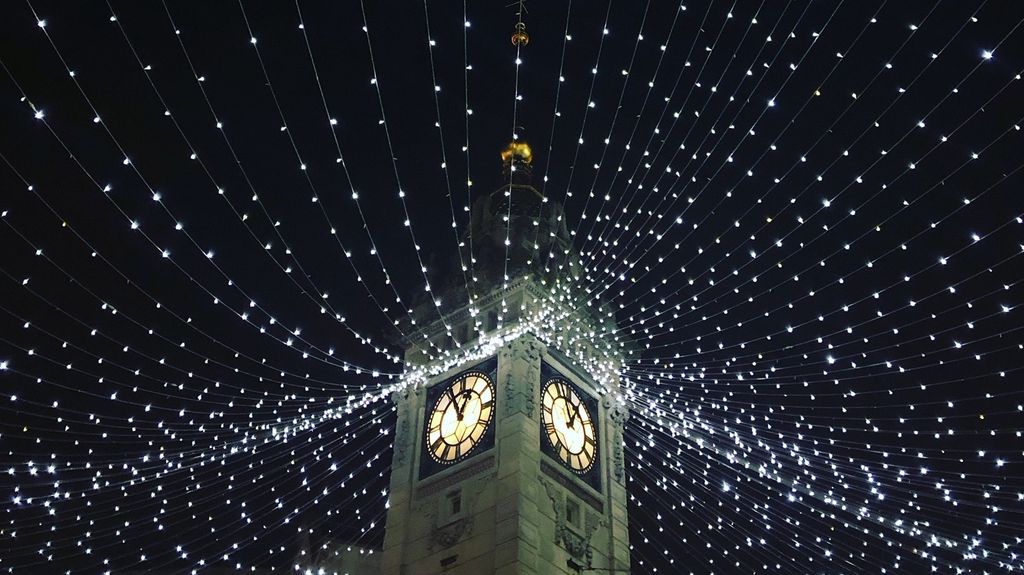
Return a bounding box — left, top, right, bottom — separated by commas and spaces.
425, 372, 495, 464
542, 378, 597, 474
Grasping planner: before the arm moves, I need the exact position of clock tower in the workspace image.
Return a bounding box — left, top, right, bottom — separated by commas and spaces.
377, 138, 632, 574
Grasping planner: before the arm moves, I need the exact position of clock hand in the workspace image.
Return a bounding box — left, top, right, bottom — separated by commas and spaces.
560, 403, 572, 427
447, 387, 468, 421
457, 391, 472, 416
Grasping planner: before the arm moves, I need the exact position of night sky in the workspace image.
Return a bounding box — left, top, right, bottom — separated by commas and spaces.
2, 1, 1023, 573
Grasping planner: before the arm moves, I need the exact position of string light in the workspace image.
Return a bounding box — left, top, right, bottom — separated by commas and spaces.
0, 2, 1021, 574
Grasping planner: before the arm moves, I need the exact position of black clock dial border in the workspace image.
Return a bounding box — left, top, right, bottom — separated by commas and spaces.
418, 357, 498, 481
539, 361, 602, 491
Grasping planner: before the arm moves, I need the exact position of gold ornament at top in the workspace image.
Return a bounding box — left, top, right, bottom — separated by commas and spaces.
511, 21, 529, 47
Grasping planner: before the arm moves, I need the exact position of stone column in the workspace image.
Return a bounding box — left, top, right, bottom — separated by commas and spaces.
493, 334, 544, 575
603, 396, 630, 573
380, 385, 424, 574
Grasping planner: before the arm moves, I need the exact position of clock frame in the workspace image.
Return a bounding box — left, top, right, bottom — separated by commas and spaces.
542, 379, 597, 474
419, 358, 497, 480
539, 361, 602, 490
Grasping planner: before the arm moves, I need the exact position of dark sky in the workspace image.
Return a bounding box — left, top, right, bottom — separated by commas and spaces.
2, 1, 1023, 573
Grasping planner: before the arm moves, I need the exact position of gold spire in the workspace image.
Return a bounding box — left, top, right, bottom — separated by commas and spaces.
504, 2, 532, 182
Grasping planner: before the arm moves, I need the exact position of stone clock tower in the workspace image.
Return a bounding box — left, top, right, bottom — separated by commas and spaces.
376, 139, 632, 574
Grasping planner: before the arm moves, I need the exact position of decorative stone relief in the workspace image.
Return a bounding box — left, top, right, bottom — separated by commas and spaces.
612, 438, 625, 484
558, 526, 589, 562
499, 335, 544, 419
392, 386, 423, 468
432, 516, 472, 549
394, 416, 410, 467
539, 476, 562, 517
539, 476, 603, 566
603, 396, 629, 484
417, 476, 487, 551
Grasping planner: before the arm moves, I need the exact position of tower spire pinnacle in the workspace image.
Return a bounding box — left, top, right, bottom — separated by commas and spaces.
504, 1, 532, 185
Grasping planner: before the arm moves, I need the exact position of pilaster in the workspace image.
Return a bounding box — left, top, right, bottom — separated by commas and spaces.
380, 385, 424, 574
604, 396, 631, 573
493, 334, 545, 574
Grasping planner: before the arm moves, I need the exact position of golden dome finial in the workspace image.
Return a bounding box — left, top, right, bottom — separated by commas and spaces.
501, 128, 533, 184
501, 139, 533, 166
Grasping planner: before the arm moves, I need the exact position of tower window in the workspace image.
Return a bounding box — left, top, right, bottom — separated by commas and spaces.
565, 499, 580, 528
447, 490, 462, 516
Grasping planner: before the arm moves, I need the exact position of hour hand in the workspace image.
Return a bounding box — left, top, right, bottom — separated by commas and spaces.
457, 391, 472, 415
561, 403, 573, 426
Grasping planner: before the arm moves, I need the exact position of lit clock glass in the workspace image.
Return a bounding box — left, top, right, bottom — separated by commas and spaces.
541, 378, 597, 473
425, 372, 495, 464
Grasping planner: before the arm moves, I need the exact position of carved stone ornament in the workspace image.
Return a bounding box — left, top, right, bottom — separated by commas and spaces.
416, 477, 486, 551
499, 335, 544, 419
394, 416, 410, 467
601, 395, 630, 426
602, 396, 629, 484
612, 438, 625, 484
539, 476, 603, 565
433, 516, 473, 550
391, 386, 421, 467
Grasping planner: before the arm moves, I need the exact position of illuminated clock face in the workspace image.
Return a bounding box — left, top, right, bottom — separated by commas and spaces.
426, 372, 495, 464
542, 379, 597, 474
